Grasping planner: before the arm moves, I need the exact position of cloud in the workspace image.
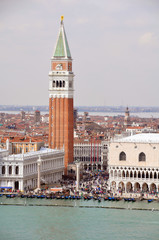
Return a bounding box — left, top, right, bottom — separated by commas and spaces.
139, 32, 156, 45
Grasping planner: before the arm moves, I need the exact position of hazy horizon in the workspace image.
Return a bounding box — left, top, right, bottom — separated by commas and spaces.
0, 0, 159, 107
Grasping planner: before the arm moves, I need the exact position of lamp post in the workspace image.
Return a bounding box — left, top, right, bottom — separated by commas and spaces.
37, 156, 41, 189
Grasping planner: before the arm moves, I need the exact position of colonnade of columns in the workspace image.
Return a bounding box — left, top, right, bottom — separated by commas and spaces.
83, 163, 102, 171
109, 166, 159, 192
110, 180, 159, 192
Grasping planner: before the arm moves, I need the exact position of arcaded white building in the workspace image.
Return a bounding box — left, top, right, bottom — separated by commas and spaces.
74, 140, 108, 171
0, 147, 64, 191
108, 134, 159, 192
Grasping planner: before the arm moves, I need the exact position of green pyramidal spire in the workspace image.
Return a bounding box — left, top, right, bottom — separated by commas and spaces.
53, 17, 71, 58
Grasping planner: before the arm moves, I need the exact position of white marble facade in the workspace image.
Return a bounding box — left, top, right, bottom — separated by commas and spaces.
74, 141, 108, 171
108, 134, 159, 192
0, 148, 64, 191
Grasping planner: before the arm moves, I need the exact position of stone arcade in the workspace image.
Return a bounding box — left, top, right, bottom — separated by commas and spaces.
108, 133, 159, 192
0, 147, 64, 191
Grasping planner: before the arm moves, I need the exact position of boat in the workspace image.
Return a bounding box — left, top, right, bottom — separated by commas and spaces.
93, 196, 98, 200
148, 199, 153, 203
6, 194, 16, 198
131, 198, 136, 202
87, 196, 92, 200
115, 197, 120, 201
37, 195, 46, 199
56, 195, 61, 199
21, 194, 27, 198
84, 196, 87, 200
127, 198, 132, 202
104, 197, 109, 201
46, 196, 51, 199
51, 195, 56, 199
27, 195, 32, 198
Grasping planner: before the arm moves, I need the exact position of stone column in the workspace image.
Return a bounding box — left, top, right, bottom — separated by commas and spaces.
76, 162, 81, 191
101, 163, 103, 171
37, 156, 41, 189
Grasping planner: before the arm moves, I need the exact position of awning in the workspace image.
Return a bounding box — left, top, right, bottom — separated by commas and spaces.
50, 188, 63, 192
0, 187, 12, 189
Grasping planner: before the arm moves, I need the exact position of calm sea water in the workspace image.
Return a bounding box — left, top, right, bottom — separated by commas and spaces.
0, 197, 159, 240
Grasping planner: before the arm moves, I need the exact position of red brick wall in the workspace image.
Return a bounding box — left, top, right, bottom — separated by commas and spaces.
49, 97, 74, 174
52, 62, 67, 71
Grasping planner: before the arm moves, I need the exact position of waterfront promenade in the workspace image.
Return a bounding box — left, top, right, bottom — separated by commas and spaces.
1, 170, 159, 210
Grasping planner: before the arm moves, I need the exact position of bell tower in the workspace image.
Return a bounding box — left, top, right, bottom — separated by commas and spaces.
124, 107, 130, 126
49, 17, 74, 174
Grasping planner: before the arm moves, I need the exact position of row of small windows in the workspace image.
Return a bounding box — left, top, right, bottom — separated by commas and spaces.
1, 166, 19, 175
13, 147, 29, 153
103, 145, 108, 149
52, 81, 65, 88
119, 152, 146, 162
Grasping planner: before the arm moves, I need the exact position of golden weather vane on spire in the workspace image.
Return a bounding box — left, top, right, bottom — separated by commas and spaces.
61, 16, 64, 22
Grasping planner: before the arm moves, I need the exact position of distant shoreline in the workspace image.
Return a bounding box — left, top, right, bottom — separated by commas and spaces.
1, 105, 159, 113
1, 110, 159, 118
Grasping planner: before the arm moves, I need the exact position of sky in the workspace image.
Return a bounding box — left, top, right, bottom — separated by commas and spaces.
0, 0, 159, 107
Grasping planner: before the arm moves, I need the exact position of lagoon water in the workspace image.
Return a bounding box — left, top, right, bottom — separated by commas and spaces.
1, 110, 159, 118
0, 197, 159, 240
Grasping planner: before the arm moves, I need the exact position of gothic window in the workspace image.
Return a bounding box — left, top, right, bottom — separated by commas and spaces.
154, 172, 157, 179
60, 81, 62, 87
114, 170, 117, 177
139, 152, 146, 162
130, 171, 133, 178
134, 171, 137, 178
2, 166, 5, 174
63, 81, 65, 87
52, 81, 55, 87
126, 171, 129, 178
142, 171, 145, 178
15, 166, 19, 175
56, 81, 59, 87
119, 152, 126, 161
9, 166, 12, 175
